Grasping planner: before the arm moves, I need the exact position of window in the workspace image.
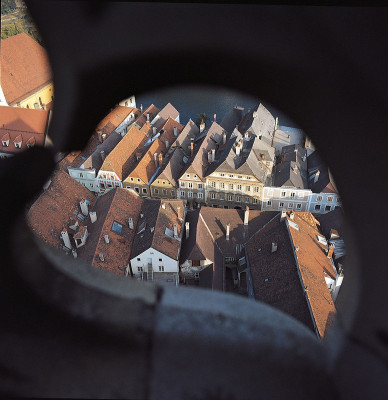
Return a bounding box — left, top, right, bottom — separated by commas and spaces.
137, 178, 141, 182
220, 182, 225, 189
197, 193, 203, 199
159, 266, 165, 272
142, 188, 147, 194
90, 184, 94, 188
135, 187, 140, 193
188, 182, 193, 188
220, 194, 224, 200
154, 188, 159, 194
247, 176, 251, 180
1, 141, 8, 147
14, 142, 21, 148
290, 192, 295, 198
138, 267, 143, 272
245, 197, 250, 203
180, 191, 185, 197
130, 177, 134, 181
188, 192, 193, 198
180, 182, 185, 187
186, 174, 190, 178
229, 174, 234, 178
137, 258, 141, 261
267, 200, 272, 207
317, 196, 322, 201
229, 183, 234, 190
254, 187, 260, 193
281, 191, 286, 197
193, 174, 197, 178
162, 189, 167, 195
315, 204, 321, 211
253, 198, 258, 204
211, 193, 216, 199
194, 272, 200, 278
279, 202, 284, 208
328, 196, 333, 202
237, 184, 242, 191
197, 183, 203, 189
246, 186, 251, 192
236, 196, 241, 202
220, 173, 225, 177
162, 181, 166, 185
159, 258, 162, 262
210, 181, 216, 188
111, 221, 123, 235
238, 175, 242, 179
296, 203, 302, 209
288, 203, 293, 209
325, 205, 332, 211
228, 195, 233, 201
171, 190, 174, 196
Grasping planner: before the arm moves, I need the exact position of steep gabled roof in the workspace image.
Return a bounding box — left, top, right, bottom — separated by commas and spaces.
274, 160, 308, 188
96, 105, 139, 136
173, 119, 200, 155
152, 102, 180, 130
1, 33, 52, 105
133, 104, 160, 128
155, 146, 186, 187
220, 105, 245, 134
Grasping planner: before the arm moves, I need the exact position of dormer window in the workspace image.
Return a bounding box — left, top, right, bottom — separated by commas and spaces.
14, 135, 23, 149
2, 140, 8, 147
26, 136, 35, 148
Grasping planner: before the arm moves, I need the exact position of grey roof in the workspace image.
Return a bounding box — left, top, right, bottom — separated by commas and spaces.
274, 160, 308, 188
156, 146, 186, 187
80, 132, 122, 172
307, 151, 337, 193
153, 102, 179, 130
238, 103, 275, 146
173, 119, 200, 156
219, 106, 245, 134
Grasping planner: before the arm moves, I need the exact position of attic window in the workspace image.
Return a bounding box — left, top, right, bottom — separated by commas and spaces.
1, 141, 8, 147
111, 221, 123, 235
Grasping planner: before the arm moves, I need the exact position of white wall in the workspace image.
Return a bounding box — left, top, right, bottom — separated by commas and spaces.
119, 95, 136, 108
261, 186, 311, 211
307, 192, 341, 214
68, 167, 99, 192
131, 247, 178, 275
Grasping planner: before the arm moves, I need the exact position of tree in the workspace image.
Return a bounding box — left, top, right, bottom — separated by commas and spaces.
195, 113, 210, 128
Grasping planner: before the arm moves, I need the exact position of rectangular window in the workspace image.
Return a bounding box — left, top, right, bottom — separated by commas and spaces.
197, 183, 203, 189
229, 184, 234, 190
238, 175, 242, 179
228, 195, 233, 201
137, 258, 141, 261
180, 182, 185, 187
296, 203, 302, 209
211, 181, 216, 188
154, 188, 159, 194
171, 190, 174, 196
79, 173, 84, 178
219, 194, 224, 200
254, 187, 260, 193
220, 182, 225, 189
162, 189, 167, 195
237, 184, 242, 191
279, 202, 284, 208
220, 173, 225, 177
188, 182, 193, 188
290, 192, 295, 198
211, 193, 216, 199
288, 203, 293, 209
159, 258, 162, 262
159, 266, 164, 272
325, 205, 331, 211
188, 192, 193, 198
247, 176, 251, 180
281, 191, 286, 197
142, 188, 147, 194
315, 204, 321, 211
236, 196, 241, 202
246, 186, 251, 192
328, 196, 333, 202
267, 200, 272, 207
180, 191, 185, 197
138, 267, 143, 272
197, 193, 203, 199
317, 196, 322, 201
245, 197, 250, 203
229, 174, 234, 178
253, 198, 258, 204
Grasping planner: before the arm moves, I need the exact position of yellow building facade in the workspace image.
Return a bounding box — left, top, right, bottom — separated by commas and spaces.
16, 83, 54, 109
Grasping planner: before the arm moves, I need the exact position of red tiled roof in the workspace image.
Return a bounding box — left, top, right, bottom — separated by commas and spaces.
0, 105, 48, 153
1, 33, 52, 105
96, 106, 139, 135
133, 104, 160, 128
27, 169, 96, 249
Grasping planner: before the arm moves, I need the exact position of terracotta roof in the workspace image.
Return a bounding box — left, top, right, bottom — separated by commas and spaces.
27, 169, 96, 249
152, 102, 179, 130
286, 212, 337, 338
158, 117, 184, 145
96, 106, 139, 133
246, 217, 315, 332
1, 33, 52, 105
77, 188, 144, 275
56, 151, 82, 172
133, 104, 160, 128
100, 124, 148, 180
131, 199, 185, 260
0, 105, 48, 153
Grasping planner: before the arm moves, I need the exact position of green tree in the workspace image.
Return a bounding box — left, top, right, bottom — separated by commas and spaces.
195, 113, 210, 128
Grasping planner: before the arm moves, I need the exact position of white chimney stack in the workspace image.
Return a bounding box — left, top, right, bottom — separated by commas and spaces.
236, 143, 241, 157
99, 253, 104, 262
61, 228, 72, 250
165, 139, 169, 148
208, 150, 212, 163
177, 206, 183, 220
280, 210, 287, 221
213, 113, 216, 122
140, 104, 143, 112
153, 127, 157, 135
72, 249, 78, 259
275, 117, 279, 131
154, 153, 159, 168
200, 122, 205, 133
272, 242, 278, 253
147, 113, 150, 122
173, 224, 178, 239
244, 206, 249, 226
100, 150, 106, 161
211, 148, 216, 162
174, 126, 178, 137
185, 222, 190, 239
314, 170, 321, 183
290, 212, 295, 220
104, 235, 110, 244
128, 217, 134, 229
80, 198, 88, 216
226, 223, 230, 241
223, 132, 227, 145
89, 211, 97, 223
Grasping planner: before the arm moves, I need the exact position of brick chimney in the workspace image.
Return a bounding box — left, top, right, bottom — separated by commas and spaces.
314, 170, 320, 183
190, 139, 194, 156
213, 113, 216, 122
128, 217, 134, 229
185, 222, 190, 239
244, 206, 249, 226
61, 228, 72, 250
177, 206, 183, 220
154, 153, 159, 168
90, 211, 97, 223
226, 223, 230, 240
327, 243, 335, 258
80, 198, 88, 216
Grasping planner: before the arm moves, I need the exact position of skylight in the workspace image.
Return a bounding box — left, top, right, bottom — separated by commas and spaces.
111, 220, 123, 235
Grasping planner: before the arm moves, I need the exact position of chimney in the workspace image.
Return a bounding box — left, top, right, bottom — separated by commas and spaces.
190, 139, 194, 156
136, 152, 142, 161
174, 126, 178, 137
208, 150, 212, 163
293, 165, 298, 174
100, 150, 106, 161
72, 249, 78, 259
213, 113, 216, 122
97, 129, 103, 142
275, 117, 279, 131
147, 113, 150, 122
185, 222, 190, 239
244, 206, 250, 225
236, 143, 241, 157
223, 131, 227, 145
69, 220, 79, 231
327, 243, 335, 258
244, 132, 250, 141
272, 242, 278, 253
153, 127, 157, 135
165, 139, 169, 149
102, 133, 107, 142
226, 223, 230, 240
99, 253, 104, 262
158, 153, 163, 166
314, 170, 320, 183
280, 210, 287, 221
128, 217, 134, 229
104, 235, 110, 244
161, 202, 166, 209
173, 224, 178, 239
261, 154, 265, 160
290, 211, 295, 220
140, 104, 143, 112
200, 122, 205, 133
177, 206, 183, 220
211, 148, 216, 162
80, 198, 88, 216
61, 228, 72, 250
154, 153, 159, 168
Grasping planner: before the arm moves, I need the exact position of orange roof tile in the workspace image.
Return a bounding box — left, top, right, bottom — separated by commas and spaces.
1, 33, 52, 105
134, 104, 160, 128
96, 105, 139, 134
